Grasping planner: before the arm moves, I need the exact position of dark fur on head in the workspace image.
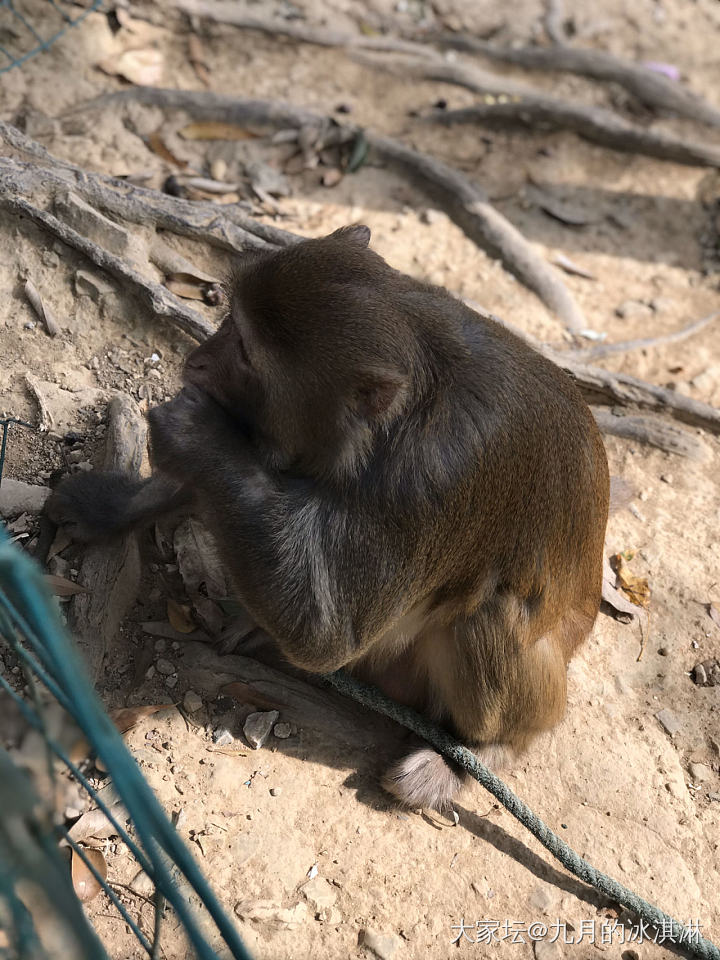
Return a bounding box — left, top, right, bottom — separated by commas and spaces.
185, 224, 467, 482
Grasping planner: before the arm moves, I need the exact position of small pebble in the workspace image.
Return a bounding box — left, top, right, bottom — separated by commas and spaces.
273, 722, 292, 739
213, 727, 234, 746
689, 762, 712, 783
656, 708, 681, 736
156, 658, 175, 676
183, 690, 203, 713
270, 787, 281, 797
165, 676, 178, 689
244, 710, 280, 749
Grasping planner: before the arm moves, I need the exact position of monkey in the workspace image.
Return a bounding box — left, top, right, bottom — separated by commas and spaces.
47, 224, 610, 812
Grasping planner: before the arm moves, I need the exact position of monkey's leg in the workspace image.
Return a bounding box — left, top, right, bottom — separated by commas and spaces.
46, 472, 192, 542
383, 608, 574, 811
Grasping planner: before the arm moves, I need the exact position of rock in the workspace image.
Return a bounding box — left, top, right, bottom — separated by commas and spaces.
74, 269, 115, 302
656, 708, 681, 736
689, 762, 712, 783
130, 869, 155, 897
212, 727, 234, 746
55, 192, 131, 257
48, 555, 70, 578
615, 299, 651, 319
235, 899, 308, 928
155, 658, 175, 676
273, 721, 292, 739
693, 659, 720, 686
183, 690, 203, 713
245, 161, 291, 198
420, 208, 442, 225
361, 928, 403, 959
534, 939, 565, 960
270, 787, 281, 797
243, 710, 280, 749
303, 877, 337, 912
0, 479, 50, 517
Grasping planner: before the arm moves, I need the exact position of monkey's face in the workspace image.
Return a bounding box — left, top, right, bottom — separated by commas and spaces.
184, 226, 412, 478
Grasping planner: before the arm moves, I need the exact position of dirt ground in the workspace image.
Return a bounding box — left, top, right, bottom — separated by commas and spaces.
1, 0, 719, 958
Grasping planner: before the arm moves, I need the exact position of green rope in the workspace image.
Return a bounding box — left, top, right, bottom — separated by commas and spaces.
324, 670, 720, 960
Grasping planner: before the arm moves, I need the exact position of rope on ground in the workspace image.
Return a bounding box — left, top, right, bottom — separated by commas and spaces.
324, 670, 720, 960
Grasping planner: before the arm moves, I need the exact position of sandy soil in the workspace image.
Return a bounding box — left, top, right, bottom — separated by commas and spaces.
1, 1, 719, 958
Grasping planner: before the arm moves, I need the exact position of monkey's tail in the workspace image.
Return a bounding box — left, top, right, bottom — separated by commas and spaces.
383, 744, 508, 812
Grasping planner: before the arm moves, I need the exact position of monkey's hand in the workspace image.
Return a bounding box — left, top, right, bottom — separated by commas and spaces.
148, 385, 244, 479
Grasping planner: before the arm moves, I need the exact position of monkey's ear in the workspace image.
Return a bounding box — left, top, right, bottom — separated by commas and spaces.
355, 366, 408, 421
329, 224, 371, 248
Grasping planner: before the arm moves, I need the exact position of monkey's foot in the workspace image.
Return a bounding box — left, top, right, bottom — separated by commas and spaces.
382, 747, 467, 813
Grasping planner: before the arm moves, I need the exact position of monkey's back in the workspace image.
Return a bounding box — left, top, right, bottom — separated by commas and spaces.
411, 302, 610, 653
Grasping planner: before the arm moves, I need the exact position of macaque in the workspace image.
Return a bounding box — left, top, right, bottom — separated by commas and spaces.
48, 225, 609, 811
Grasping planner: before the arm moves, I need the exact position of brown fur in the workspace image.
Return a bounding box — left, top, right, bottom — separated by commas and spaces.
46, 225, 610, 812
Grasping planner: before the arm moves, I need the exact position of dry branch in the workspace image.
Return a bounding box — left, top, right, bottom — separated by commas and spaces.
68, 395, 146, 682
429, 33, 720, 128
74, 87, 588, 333
428, 99, 720, 168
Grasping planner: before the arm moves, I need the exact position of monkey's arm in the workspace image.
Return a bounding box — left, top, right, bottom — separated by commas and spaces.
149, 388, 412, 672
46, 472, 192, 542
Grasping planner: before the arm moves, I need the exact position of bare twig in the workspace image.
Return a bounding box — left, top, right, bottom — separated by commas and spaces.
72, 87, 588, 333
593, 409, 709, 460
577, 311, 719, 361
427, 100, 720, 168
0, 194, 216, 342
427, 33, 720, 128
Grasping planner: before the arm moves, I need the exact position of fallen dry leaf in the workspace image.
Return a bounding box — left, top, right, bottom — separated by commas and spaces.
98, 47, 163, 85
611, 552, 651, 609
167, 597, 195, 633
71, 847, 107, 902
178, 122, 257, 141
110, 703, 174, 735
68, 803, 128, 843
45, 574, 90, 598
147, 132, 187, 169
165, 279, 207, 301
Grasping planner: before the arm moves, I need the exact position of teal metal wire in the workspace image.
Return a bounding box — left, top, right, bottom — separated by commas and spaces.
0, 0, 102, 73
0, 526, 253, 960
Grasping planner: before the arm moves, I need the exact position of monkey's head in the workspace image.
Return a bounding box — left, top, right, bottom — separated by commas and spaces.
184, 225, 420, 480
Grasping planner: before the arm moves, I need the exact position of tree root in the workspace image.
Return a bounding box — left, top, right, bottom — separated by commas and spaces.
67, 394, 146, 682
171, 3, 720, 169
593, 408, 709, 460
428, 33, 720, 128
3, 121, 718, 446
576, 311, 719, 362
427, 98, 720, 168
0, 194, 216, 342
72, 86, 588, 334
